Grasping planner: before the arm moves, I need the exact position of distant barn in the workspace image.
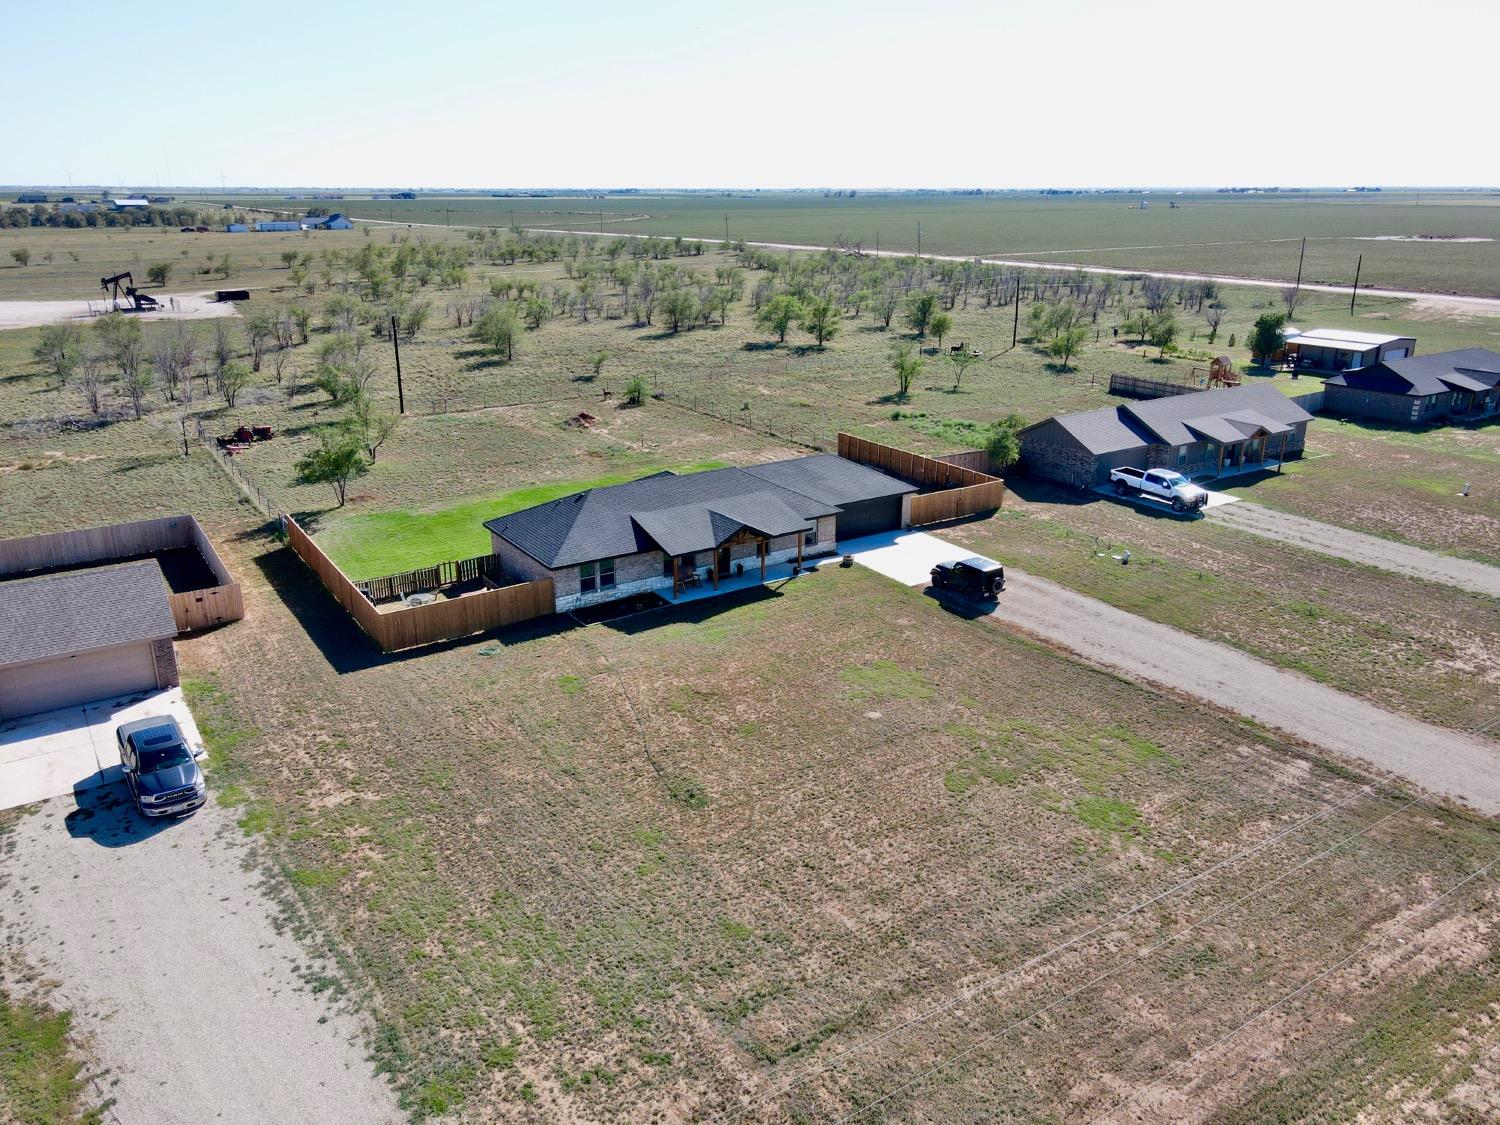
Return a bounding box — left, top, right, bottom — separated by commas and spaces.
254, 220, 301, 232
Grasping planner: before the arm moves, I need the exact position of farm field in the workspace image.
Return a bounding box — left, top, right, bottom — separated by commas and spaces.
175, 189, 1500, 296
2, 218, 1499, 1121
173, 524, 1500, 1123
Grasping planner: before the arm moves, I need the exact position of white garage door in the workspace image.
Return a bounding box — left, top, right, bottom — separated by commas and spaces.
0, 642, 159, 720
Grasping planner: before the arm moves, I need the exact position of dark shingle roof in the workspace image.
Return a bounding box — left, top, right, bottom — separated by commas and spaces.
1024, 384, 1312, 457
1326, 348, 1500, 397
0, 560, 176, 667
1121, 384, 1313, 446
484, 455, 913, 568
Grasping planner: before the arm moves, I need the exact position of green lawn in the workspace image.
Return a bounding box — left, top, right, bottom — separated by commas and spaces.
0, 988, 101, 1125
316, 460, 727, 579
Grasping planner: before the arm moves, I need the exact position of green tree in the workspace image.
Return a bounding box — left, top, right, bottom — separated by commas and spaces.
9, 248, 30, 267
903, 291, 939, 336
32, 322, 86, 388
472, 304, 519, 361
623, 375, 648, 405
659, 289, 696, 333
343, 395, 400, 463
1247, 312, 1287, 366
280, 250, 299, 269
588, 350, 610, 378
984, 413, 1026, 471
1048, 326, 1088, 369
1147, 310, 1179, 358
216, 361, 252, 407
146, 262, 172, 286
756, 294, 804, 343
123, 367, 155, 420
800, 297, 841, 347
521, 297, 552, 330
295, 429, 368, 506
928, 311, 953, 351
889, 342, 922, 400
945, 347, 983, 390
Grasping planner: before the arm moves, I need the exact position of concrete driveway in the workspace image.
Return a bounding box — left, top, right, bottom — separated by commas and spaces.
0, 687, 206, 812
829, 529, 978, 585
1092, 481, 1240, 514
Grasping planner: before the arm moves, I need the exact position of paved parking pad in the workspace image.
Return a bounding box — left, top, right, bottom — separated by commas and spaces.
826, 529, 976, 585
0, 687, 205, 811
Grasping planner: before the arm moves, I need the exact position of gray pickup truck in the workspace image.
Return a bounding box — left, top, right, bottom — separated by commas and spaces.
116, 716, 207, 818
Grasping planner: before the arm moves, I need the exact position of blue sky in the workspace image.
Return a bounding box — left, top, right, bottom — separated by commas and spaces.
7, 0, 1497, 189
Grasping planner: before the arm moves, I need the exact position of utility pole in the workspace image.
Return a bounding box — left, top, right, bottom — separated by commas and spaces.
1293, 236, 1306, 297
875, 230, 879, 256
1349, 254, 1363, 315
723, 213, 729, 244
444, 208, 450, 227
1011, 277, 1022, 349
390, 316, 405, 414
916, 222, 922, 258
600, 211, 605, 235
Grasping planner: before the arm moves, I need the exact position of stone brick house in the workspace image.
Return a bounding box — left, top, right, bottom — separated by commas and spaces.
484, 455, 917, 613
1323, 348, 1500, 425
1019, 384, 1314, 489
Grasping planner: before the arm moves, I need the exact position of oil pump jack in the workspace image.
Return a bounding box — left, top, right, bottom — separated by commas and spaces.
99, 271, 160, 312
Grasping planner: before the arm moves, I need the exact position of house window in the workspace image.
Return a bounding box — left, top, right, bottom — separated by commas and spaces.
1176, 447, 1187, 468
599, 558, 616, 589
579, 561, 596, 593
804, 522, 818, 547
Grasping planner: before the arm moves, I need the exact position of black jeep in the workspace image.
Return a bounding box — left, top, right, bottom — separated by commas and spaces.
930, 556, 1006, 600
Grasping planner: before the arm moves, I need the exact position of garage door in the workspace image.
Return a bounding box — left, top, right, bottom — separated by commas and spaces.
835, 495, 903, 540
0, 642, 158, 720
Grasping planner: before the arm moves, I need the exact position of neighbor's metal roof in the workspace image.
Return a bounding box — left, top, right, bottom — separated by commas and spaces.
0, 560, 175, 667
1287, 327, 1410, 350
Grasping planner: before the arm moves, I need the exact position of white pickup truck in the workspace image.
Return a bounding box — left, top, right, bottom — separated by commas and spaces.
1109, 466, 1209, 512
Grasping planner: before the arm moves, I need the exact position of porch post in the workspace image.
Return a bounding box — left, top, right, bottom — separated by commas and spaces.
1277, 431, 1288, 473
759, 538, 766, 580
673, 556, 680, 598
796, 530, 803, 570
712, 550, 719, 590
1216, 441, 1226, 476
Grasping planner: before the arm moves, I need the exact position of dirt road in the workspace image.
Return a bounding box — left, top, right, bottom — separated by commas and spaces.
1, 790, 399, 1125
0, 292, 242, 330
1207, 501, 1500, 597
517, 227, 1500, 313
988, 568, 1500, 813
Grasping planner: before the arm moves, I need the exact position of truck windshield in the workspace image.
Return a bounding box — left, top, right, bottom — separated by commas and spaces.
138, 741, 191, 773
1158, 473, 1190, 487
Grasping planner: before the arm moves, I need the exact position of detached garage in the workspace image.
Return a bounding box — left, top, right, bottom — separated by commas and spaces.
0, 561, 179, 721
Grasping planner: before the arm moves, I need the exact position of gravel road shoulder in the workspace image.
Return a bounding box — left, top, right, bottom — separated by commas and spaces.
1207, 501, 1500, 597
0, 789, 400, 1125
987, 568, 1500, 813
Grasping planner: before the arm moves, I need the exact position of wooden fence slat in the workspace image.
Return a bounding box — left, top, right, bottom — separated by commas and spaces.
836, 433, 1006, 525
282, 515, 552, 652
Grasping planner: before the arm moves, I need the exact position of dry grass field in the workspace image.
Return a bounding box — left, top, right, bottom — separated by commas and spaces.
2, 219, 1498, 1122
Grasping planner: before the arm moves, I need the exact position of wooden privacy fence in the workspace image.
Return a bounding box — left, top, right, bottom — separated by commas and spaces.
837, 433, 1005, 524
1108, 372, 1200, 400
0, 515, 243, 634
281, 515, 553, 652
360, 553, 507, 603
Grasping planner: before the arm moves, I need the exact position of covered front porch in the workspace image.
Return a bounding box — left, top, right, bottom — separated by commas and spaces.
665, 526, 810, 600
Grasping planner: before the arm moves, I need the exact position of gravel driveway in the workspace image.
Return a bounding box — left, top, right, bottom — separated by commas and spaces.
1206, 501, 1500, 597
985, 569, 1500, 813
1, 791, 400, 1125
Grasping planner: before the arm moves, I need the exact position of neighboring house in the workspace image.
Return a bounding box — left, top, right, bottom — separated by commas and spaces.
1324, 347, 1500, 424
1283, 328, 1416, 373
254, 220, 301, 232
0, 561, 179, 720
16, 192, 48, 204
1020, 384, 1315, 489
484, 454, 917, 612
109, 197, 150, 210
301, 213, 353, 230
